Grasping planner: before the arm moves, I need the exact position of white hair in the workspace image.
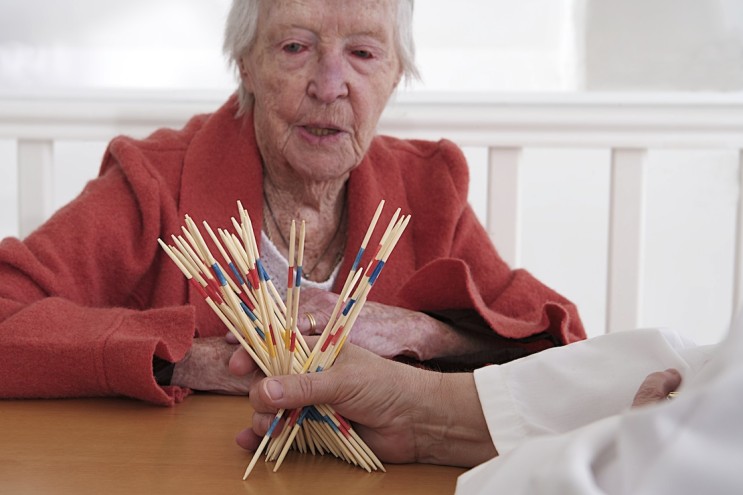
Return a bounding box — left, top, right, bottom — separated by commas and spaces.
223, 0, 420, 114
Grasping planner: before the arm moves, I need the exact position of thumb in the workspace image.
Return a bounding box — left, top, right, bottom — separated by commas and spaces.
260, 373, 338, 410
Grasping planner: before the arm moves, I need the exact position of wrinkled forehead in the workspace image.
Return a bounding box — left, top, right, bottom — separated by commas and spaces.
256, 0, 398, 42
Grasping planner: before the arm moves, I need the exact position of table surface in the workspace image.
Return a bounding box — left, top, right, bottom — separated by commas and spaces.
0, 394, 466, 495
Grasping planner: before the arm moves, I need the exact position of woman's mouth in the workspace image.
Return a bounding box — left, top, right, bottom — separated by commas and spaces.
303, 126, 341, 137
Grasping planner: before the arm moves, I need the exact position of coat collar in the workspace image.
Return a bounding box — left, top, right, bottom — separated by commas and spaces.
179, 94, 264, 244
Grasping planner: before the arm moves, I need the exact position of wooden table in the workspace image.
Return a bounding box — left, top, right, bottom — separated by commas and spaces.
0, 395, 466, 494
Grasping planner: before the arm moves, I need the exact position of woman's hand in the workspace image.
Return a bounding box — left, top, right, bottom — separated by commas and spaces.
296, 287, 488, 361
236, 342, 497, 468
170, 336, 260, 394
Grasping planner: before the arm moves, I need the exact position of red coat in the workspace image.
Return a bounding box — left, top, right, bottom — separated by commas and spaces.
0, 96, 585, 405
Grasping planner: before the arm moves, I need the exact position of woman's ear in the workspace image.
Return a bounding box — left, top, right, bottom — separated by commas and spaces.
238, 56, 255, 92
391, 74, 403, 93
393, 66, 404, 89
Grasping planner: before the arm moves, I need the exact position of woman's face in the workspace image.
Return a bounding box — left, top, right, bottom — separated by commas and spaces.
240, 0, 402, 182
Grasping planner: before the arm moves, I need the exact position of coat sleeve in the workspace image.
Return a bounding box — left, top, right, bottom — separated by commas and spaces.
0, 137, 195, 405
396, 139, 586, 348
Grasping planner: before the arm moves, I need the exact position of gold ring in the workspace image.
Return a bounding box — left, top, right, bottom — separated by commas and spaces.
304, 312, 317, 334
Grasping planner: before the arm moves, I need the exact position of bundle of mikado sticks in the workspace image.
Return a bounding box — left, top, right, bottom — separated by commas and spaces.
157, 199, 410, 479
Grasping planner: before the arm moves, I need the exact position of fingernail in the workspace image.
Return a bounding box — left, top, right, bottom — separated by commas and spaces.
265, 379, 284, 401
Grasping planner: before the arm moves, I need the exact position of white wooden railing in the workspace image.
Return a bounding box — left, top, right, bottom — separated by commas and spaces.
2, 89, 743, 342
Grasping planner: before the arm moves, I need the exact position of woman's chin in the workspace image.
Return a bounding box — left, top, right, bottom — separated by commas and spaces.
285, 150, 360, 182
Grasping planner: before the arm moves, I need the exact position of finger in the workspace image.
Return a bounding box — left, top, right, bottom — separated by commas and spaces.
297, 314, 311, 335
632, 368, 682, 407
251, 411, 281, 436
648, 368, 682, 395
661, 368, 682, 391
229, 347, 260, 376
298, 312, 321, 335
236, 412, 287, 451
257, 372, 340, 410
235, 427, 262, 451
248, 342, 361, 414
225, 331, 239, 345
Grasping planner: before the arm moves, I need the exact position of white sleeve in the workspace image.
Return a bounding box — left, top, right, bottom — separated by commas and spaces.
473, 328, 713, 455
457, 324, 742, 495
455, 415, 622, 495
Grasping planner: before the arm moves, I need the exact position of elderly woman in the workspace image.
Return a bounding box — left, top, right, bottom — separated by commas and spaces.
0, 0, 584, 405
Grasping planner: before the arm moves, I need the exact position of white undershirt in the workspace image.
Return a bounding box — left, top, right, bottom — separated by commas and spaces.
259, 230, 342, 300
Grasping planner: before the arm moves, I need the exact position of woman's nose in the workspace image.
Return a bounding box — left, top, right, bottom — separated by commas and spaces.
307, 51, 349, 103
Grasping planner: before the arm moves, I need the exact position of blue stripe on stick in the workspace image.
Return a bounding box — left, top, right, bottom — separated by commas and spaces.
266, 415, 281, 437
228, 262, 245, 285
369, 260, 385, 284
342, 298, 355, 316
351, 247, 364, 271
256, 259, 270, 281
297, 408, 310, 425
240, 302, 257, 321
211, 264, 228, 286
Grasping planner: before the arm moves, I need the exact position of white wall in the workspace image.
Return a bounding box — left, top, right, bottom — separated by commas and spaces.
0, 0, 233, 91
3, 1, 742, 92
0, 0, 579, 93
412, 0, 577, 91
583, 0, 743, 90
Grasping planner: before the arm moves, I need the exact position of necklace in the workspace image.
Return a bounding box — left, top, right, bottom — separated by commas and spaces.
263, 191, 346, 280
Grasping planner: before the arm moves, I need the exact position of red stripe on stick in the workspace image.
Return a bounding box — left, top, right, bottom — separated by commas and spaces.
189, 278, 208, 299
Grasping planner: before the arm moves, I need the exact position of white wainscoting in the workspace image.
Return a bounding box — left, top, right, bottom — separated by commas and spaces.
2, 89, 743, 343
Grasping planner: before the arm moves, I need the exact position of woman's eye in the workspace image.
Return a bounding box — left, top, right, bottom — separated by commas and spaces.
352, 50, 373, 59
283, 42, 304, 53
